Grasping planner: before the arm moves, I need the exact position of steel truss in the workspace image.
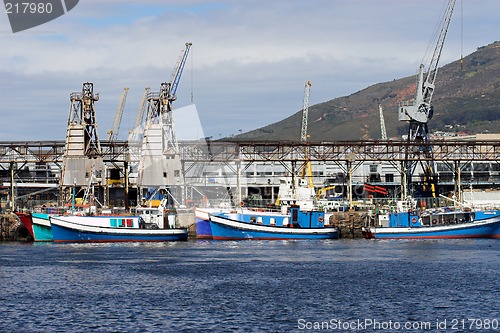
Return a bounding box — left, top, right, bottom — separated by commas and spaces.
1, 139, 499, 165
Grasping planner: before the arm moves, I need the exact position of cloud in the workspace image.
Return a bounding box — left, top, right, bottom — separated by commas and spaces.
1, 0, 499, 140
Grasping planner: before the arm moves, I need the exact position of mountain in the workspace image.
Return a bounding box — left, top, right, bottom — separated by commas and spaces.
237, 41, 500, 141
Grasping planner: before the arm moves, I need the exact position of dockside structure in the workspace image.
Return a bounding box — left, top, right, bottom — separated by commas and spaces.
1, 138, 500, 211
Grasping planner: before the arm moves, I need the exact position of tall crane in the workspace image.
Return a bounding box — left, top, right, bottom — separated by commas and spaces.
398, 0, 456, 198
107, 87, 129, 142
379, 104, 387, 140
300, 80, 314, 189
138, 43, 192, 204
157, 41, 191, 154
142, 42, 192, 156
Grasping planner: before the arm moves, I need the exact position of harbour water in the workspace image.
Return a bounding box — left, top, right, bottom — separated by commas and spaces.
1, 239, 498, 332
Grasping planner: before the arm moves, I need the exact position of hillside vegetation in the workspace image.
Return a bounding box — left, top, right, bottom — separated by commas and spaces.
238, 41, 500, 141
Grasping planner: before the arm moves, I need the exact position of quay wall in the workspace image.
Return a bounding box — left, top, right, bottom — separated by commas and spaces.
0, 214, 32, 241
329, 211, 368, 238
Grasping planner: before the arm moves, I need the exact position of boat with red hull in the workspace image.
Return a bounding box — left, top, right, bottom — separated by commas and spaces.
14, 211, 34, 239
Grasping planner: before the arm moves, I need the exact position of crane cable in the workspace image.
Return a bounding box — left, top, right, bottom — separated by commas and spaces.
421, 0, 448, 69
460, 0, 463, 70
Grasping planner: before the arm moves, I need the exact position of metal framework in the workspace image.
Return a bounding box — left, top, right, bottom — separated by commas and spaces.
179, 140, 500, 163
67, 82, 102, 157
1, 139, 499, 207
1, 140, 499, 165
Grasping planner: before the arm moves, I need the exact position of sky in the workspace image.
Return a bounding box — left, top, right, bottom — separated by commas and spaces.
1, 0, 499, 141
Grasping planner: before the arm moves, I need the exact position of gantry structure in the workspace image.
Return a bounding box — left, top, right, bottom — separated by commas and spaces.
1, 138, 499, 210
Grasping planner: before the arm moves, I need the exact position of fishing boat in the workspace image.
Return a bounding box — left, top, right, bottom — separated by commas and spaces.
14, 211, 34, 240
363, 206, 500, 239
50, 214, 188, 243
209, 205, 339, 240
31, 212, 55, 241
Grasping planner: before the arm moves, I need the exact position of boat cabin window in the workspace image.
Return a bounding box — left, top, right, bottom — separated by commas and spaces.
111, 218, 134, 228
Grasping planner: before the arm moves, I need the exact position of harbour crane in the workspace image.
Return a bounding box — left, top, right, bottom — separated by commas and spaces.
157, 41, 192, 153
277, 80, 314, 207
399, 0, 456, 198
107, 87, 129, 142
138, 43, 192, 205
300, 80, 314, 189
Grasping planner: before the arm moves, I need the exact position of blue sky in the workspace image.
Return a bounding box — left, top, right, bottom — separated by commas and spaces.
1, 0, 499, 141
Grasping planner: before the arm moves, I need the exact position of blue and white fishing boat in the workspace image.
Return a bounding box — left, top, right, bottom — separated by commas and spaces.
50, 197, 188, 243
363, 208, 500, 239
50, 214, 188, 243
209, 205, 339, 240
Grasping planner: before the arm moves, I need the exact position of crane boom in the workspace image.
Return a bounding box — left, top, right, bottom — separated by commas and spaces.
170, 42, 192, 98
107, 87, 129, 142
128, 87, 150, 142
134, 87, 150, 129
153, 42, 192, 117
379, 104, 387, 140
425, 0, 456, 97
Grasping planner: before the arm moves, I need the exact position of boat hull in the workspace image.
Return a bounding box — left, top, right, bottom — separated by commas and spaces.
195, 218, 212, 239
367, 212, 500, 239
14, 212, 34, 239
210, 214, 339, 240
31, 213, 53, 241
50, 216, 188, 243
195, 208, 215, 239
